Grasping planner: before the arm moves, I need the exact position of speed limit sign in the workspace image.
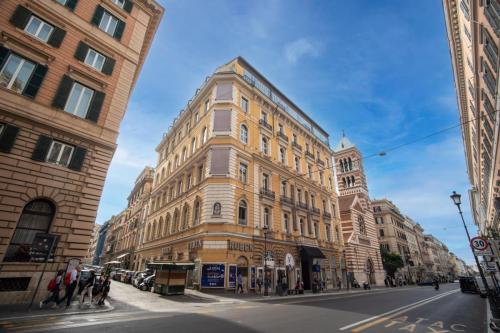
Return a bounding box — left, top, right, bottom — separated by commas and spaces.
471, 237, 489, 251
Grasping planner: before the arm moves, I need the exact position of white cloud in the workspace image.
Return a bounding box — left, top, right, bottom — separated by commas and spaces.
112, 146, 155, 169
284, 38, 321, 64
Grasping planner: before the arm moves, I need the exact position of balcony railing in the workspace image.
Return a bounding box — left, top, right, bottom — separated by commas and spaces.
323, 211, 332, 219
485, 3, 500, 38
484, 42, 498, 72
483, 71, 497, 96
277, 131, 289, 142
296, 201, 308, 210
305, 151, 315, 159
310, 207, 320, 215
259, 119, 273, 131
295, 236, 318, 247
317, 158, 325, 167
292, 142, 302, 151
260, 188, 275, 200
280, 195, 294, 205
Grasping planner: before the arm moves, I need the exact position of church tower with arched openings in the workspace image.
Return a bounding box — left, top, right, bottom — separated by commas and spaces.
333, 132, 385, 286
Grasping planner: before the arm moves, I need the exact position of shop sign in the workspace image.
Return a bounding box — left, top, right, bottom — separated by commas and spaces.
228, 265, 237, 289
227, 240, 253, 252
201, 264, 225, 288
162, 246, 172, 255
188, 240, 203, 251
312, 264, 321, 272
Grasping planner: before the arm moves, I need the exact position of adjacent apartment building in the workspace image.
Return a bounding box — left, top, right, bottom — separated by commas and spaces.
0, 0, 163, 304
443, 0, 499, 235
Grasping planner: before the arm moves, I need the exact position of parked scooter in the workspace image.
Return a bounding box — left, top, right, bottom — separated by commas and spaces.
363, 282, 371, 290
434, 279, 439, 290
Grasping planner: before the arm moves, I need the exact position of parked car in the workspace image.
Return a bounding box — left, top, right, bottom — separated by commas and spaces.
123, 271, 135, 284
139, 274, 155, 291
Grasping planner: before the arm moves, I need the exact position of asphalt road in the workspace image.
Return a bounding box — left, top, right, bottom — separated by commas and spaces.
0, 283, 486, 333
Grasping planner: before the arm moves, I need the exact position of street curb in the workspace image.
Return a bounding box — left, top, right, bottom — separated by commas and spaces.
0, 303, 115, 321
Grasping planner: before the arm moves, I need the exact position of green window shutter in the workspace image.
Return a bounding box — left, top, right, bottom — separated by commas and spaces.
66, 0, 79, 11
123, 0, 133, 13
52, 75, 74, 109
101, 57, 115, 75
114, 20, 125, 40
86, 91, 105, 122
0, 46, 10, 69
91, 6, 104, 27
10, 5, 32, 29
22, 64, 48, 99
31, 135, 52, 162
47, 27, 66, 48
68, 146, 86, 171
0, 124, 20, 153
74, 41, 89, 62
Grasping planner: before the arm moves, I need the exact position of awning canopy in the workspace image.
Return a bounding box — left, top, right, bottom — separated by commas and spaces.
116, 253, 129, 259
148, 262, 195, 270
300, 246, 326, 259
103, 261, 121, 265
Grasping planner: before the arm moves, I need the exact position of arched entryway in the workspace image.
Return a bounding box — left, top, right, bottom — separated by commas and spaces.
236, 256, 249, 293
366, 258, 376, 285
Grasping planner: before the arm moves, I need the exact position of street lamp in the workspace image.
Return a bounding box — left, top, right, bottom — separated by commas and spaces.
263, 225, 269, 296
449, 191, 493, 297
342, 249, 349, 290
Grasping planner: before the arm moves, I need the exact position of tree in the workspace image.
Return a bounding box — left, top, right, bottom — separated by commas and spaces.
380, 246, 404, 277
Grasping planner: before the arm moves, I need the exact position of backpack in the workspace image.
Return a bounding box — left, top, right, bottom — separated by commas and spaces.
65, 272, 71, 286
47, 278, 56, 291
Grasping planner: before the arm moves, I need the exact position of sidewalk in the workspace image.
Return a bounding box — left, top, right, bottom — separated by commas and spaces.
0, 299, 114, 321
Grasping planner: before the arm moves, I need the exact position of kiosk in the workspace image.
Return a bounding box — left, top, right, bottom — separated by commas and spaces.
148, 262, 195, 295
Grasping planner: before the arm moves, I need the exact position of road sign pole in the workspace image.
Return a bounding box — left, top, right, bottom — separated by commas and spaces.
28, 237, 56, 310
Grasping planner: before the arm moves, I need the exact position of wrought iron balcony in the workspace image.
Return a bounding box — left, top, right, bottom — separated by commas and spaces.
296, 201, 308, 210
323, 211, 332, 219
310, 207, 320, 215
280, 195, 294, 205
277, 131, 289, 142
292, 142, 302, 151
260, 188, 275, 200
483, 71, 497, 96
317, 158, 325, 167
485, 3, 500, 38
259, 119, 273, 131
305, 151, 315, 159
484, 43, 498, 72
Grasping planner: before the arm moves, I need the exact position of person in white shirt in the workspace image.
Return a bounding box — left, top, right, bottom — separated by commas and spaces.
57, 266, 80, 307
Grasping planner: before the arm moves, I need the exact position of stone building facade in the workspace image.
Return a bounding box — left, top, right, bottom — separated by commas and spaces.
129, 56, 344, 292
82, 223, 100, 265
333, 135, 385, 286
0, 0, 163, 304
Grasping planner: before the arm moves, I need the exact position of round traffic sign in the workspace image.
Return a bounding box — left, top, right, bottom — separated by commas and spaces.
471, 237, 489, 251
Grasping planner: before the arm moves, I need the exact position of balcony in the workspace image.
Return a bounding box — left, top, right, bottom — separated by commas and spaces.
259, 119, 273, 131
260, 188, 275, 200
292, 141, 302, 151
323, 211, 332, 220
277, 131, 289, 142
485, 3, 500, 38
310, 207, 320, 215
280, 195, 294, 206
295, 236, 318, 247
317, 158, 325, 167
296, 201, 308, 210
305, 151, 315, 159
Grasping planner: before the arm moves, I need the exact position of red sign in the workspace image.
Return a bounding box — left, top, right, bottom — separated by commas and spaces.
471, 237, 489, 251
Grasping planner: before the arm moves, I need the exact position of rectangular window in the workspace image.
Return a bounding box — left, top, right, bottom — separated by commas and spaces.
0, 54, 35, 94
215, 82, 232, 100
111, 0, 126, 8
210, 148, 230, 175
213, 110, 232, 132
239, 163, 248, 183
25, 16, 54, 42
261, 112, 267, 122
55, 0, 67, 5
194, 112, 199, 123
205, 99, 210, 113
46, 141, 74, 167
241, 96, 248, 112
64, 82, 94, 118
263, 173, 270, 190
84, 48, 106, 71
99, 11, 119, 36
326, 225, 331, 242
463, 24, 472, 42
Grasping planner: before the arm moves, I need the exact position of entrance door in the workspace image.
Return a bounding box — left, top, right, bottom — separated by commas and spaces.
236, 256, 249, 292
301, 256, 311, 290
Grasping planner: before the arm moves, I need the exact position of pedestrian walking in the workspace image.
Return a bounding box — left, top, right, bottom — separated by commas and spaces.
237, 273, 244, 294
57, 266, 79, 307
97, 276, 111, 306
337, 279, 341, 291
257, 276, 262, 293
40, 270, 64, 309
79, 270, 96, 306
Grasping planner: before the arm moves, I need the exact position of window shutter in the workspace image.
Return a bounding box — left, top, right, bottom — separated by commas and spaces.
52, 75, 74, 109
65, 0, 79, 11
47, 27, 66, 48
22, 64, 48, 99
210, 148, 230, 175
123, 0, 133, 13
0, 124, 19, 153
68, 146, 86, 171
213, 110, 231, 132
215, 82, 232, 100
31, 135, 52, 162
74, 41, 89, 62
101, 57, 115, 75
91, 6, 105, 27
86, 91, 105, 122
0, 46, 11, 69
10, 6, 32, 29
114, 20, 125, 41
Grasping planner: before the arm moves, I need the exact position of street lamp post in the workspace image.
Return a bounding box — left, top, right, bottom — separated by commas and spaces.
343, 249, 349, 290
449, 191, 493, 295
263, 225, 269, 296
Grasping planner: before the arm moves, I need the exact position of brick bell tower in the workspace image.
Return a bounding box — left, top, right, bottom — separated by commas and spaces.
333, 132, 385, 286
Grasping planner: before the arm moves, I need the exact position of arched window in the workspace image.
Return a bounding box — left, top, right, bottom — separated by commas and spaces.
283, 213, 289, 234
348, 157, 353, 171
300, 218, 305, 235
280, 148, 286, 164
193, 199, 201, 226
182, 205, 190, 230
172, 209, 180, 233
165, 214, 171, 236
182, 147, 187, 162
201, 127, 207, 144
263, 207, 270, 228
340, 159, 344, 172
4, 199, 55, 262
146, 224, 151, 241
167, 162, 172, 175
238, 200, 247, 225
351, 176, 355, 186
158, 217, 164, 238
358, 215, 366, 235
152, 221, 157, 240
174, 155, 179, 168
295, 157, 300, 171
261, 137, 269, 155
191, 138, 197, 155
240, 124, 248, 144
161, 168, 165, 181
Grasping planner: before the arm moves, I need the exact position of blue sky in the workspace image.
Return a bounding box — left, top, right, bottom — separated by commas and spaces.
96, 0, 477, 264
